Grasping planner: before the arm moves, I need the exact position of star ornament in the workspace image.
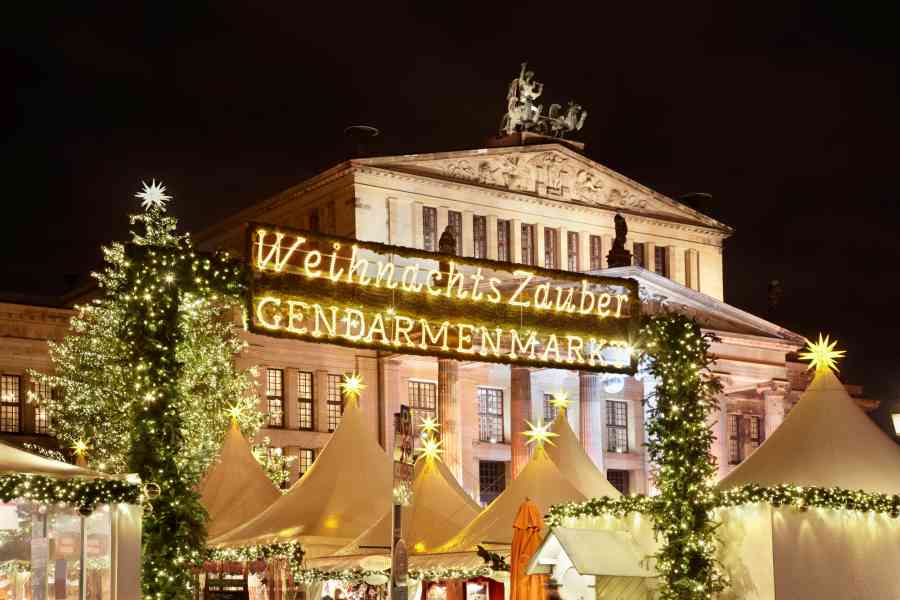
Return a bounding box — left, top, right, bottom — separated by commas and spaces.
549, 391, 571, 412
522, 419, 559, 448
416, 437, 443, 461
798, 334, 846, 373
71, 439, 90, 457
136, 179, 172, 211
225, 404, 245, 422
419, 415, 440, 436
340, 373, 366, 401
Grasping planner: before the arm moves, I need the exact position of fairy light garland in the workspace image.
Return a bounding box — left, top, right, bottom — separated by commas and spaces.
0, 473, 142, 509
290, 565, 496, 585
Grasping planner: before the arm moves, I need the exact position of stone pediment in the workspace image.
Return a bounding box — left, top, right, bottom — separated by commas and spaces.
362, 145, 730, 232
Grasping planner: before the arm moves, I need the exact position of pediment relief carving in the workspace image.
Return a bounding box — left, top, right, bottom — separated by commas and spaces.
387, 150, 691, 219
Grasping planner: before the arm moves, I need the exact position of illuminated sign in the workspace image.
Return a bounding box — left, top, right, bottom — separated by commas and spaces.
246, 224, 640, 373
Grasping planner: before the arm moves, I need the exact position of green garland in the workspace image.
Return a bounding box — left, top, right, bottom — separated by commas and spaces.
640, 315, 726, 599
546, 494, 658, 527
0, 473, 141, 511
207, 541, 305, 571
290, 565, 497, 585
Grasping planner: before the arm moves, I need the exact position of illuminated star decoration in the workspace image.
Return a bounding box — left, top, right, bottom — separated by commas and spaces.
798, 334, 846, 373
225, 404, 245, 422
71, 439, 90, 457
549, 391, 571, 413
340, 372, 366, 402
419, 415, 440, 436
135, 179, 172, 211
522, 419, 558, 448
416, 436, 443, 461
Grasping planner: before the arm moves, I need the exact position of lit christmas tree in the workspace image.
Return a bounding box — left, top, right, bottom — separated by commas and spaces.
31, 180, 261, 599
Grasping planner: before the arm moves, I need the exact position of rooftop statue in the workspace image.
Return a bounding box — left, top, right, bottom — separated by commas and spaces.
500, 63, 587, 139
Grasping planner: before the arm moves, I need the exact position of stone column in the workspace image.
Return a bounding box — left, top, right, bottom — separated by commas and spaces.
510, 366, 532, 478
578, 371, 604, 471
668, 246, 685, 285
486, 215, 499, 260
438, 358, 462, 482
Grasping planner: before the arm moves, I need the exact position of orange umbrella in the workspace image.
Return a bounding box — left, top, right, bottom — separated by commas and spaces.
510, 499, 546, 600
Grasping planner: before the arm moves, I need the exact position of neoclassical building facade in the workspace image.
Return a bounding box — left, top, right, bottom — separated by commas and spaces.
0, 141, 875, 503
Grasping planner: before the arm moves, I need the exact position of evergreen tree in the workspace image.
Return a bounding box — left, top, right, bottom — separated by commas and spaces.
31, 182, 260, 598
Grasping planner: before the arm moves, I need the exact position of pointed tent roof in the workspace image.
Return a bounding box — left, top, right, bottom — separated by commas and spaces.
435, 446, 590, 553
545, 411, 621, 499
199, 420, 281, 541
339, 454, 482, 555
719, 369, 900, 495
209, 397, 393, 549
0, 439, 110, 479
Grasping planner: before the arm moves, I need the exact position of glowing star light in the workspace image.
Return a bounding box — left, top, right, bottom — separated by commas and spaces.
225, 404, 245, 422
419, 415, 440, 436
71, 439, 90, 457
798, 334, 846, 373
416, 437, 443, 461
522, 419, 558, 448
549, 391, 571, 412
136, 179, 172, 211
340, 373, 366, 401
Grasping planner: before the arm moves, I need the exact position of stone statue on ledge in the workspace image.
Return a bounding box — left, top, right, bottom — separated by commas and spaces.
606, 213, 632, 268
439, 226, 457, 256
500, 62, 587, 139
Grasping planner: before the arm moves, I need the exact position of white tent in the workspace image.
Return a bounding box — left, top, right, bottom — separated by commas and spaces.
338, 452, 482, 555
209, 396, 393, 556
715, 369, 900, 599
199, 420, 282, 541
545, 410, 622, 499
0, 439, 107, 478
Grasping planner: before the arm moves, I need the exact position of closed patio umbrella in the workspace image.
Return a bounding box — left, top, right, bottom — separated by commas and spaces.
510, 499, 546, 600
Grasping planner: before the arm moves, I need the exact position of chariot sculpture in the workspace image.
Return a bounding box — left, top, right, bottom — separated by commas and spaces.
501, 63, 587, 138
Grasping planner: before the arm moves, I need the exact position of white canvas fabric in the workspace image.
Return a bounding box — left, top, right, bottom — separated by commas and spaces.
545, 410, 622, 499
719, 369, 900, 495
338, 454, 481, 555
0, 439, 109, 478
209, 397, 393, 552
199, 421, 281, 541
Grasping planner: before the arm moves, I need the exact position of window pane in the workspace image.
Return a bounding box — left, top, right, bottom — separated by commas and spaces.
521, 224, 534, 265
473, 215, 487, 259
298, 448, 316, 475
606, 400, 628, 452
32, 379, 52, 435
567, 232, 579, 271
728, 414, 741, 464
607, 469, 630, 495
408, 381, 438, 436
542, 393, 557, 422
448, 211, 463, 255
1, 375, 21, 433
497, 220, 511, 262
327, 374, 344, 432
297, 371, 314, 430
478, 388, 504, 443
654, 246, 669, 277
423, 206, 437, 251
590, 235, 603, 270
544, 228, 558, 269
266, 369, 284, 428
632, 243, 645, 268
478, 460, 506, 506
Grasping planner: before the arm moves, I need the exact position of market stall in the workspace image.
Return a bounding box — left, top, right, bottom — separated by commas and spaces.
0, 441, 142, 600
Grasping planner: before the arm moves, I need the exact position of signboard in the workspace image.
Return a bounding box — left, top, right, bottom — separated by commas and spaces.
247, 224, 640, 373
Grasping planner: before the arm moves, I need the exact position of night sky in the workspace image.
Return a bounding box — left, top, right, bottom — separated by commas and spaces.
4, 3, 899, 434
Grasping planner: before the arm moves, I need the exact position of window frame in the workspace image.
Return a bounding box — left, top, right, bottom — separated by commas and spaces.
298, 448, 316, 476
654, 245, 669, 277
0, 375, 20, 434
423, 206, 437, 251
632, 242, 646, 268
606, 399, 628, 453
590, 235, 603, 270
521, 224, 535, 265
265, 368, 285, 428
542, 393, 558, 422
32, 379, 53, 435
477, 387, 505, 443
497, 219, 511, 262
297, 370, 315, 431
544, 228, 559, 269
473, 215, 487, 259
478, 460, 506, 506
567, 231, 579, 271
447, 210, 463, 255
607, 469, 630, 495
408, 379, 438, 434
326, 374, 345, 432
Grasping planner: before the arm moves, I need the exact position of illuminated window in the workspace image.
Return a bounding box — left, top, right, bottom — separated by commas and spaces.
521, 224, 535, 265
567, 231, 579, 271
32, 379, 53, 435
728, 414, 741, 464
408, 380, 437, 435
654, 246, 669, 277
590, 235, 603, 270
632, 243, 646, 268
297, 371, 314, 431
327, 374, 344, 432
298, 448, 315, 475
478, 460, 506, 506
606, 400, 628, 452
497, 219, 511, 262
423, 206, 437, 251
544, 228, 558, 269
0, 375, 21, 433
266, 369, 284, 428
542, 393, 557, 422
448, 210, 463, 255
607, 469, 630, 494
478, 387, 504, 443
473, 215, 487, 259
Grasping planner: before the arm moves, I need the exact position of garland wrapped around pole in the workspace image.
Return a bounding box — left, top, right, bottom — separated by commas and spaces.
640, 314, 726, 599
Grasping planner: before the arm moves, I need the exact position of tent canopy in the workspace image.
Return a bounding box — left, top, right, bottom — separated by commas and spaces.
0, 439, 111, 479
545, 410, 621, 499
719, 369, 900, 495
339, 453, 481, 555
209, 397, 393, 551
199, 420, 281, 541
527, 527, 653, 578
